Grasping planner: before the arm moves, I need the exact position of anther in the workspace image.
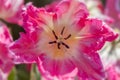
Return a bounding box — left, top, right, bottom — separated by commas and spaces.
49, 41, 57, 44
61, 26, 65, 35
52, 30, 58, 39
61, 42, 70, 49
58, 43, 61, 49
64, 34, 71, 40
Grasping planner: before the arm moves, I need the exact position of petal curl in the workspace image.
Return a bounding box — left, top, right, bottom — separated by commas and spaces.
76, 19, 118, 51
10, 29, 42, 63
22, 5, 55, 32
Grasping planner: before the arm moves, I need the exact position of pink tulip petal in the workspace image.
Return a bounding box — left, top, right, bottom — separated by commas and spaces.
0, 0, 24, 24
105, 0, 120, 29
10, 30, 43, 63
0, 22, 13, 74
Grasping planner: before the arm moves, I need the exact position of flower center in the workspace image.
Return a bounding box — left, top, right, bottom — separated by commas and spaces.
39, 26, 79, 59
48, 27, 71, 49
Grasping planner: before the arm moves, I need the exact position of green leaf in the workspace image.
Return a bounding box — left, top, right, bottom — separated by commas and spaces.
8, 67, 17, 80
30, 64, 41, 80
16, 64, 30, 80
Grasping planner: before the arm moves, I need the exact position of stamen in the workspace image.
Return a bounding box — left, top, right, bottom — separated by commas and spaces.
52, 30, 58, 39
64, 34, 71, 40
49, 27, 71, 49
49, 41, 57, 44
61, 42, 70, 49
61, 26, 65, 35
58, 43, 61, 49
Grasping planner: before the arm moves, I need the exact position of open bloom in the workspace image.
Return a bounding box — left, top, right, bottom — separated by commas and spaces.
0, 22, 13, 80
10, 0, 117, 79
105, 0, 120, 29
0, 0, 24, 24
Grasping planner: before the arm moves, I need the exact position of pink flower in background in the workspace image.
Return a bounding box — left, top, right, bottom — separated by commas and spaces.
0, 22, 13, 80
0, 71, 8, 80
10, 0, 117, 79
83, 0, 113, 25
105, 0, 120, 29
0, 0, 24, 24
106, 65, 120, 80
105, 60, 120, 80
